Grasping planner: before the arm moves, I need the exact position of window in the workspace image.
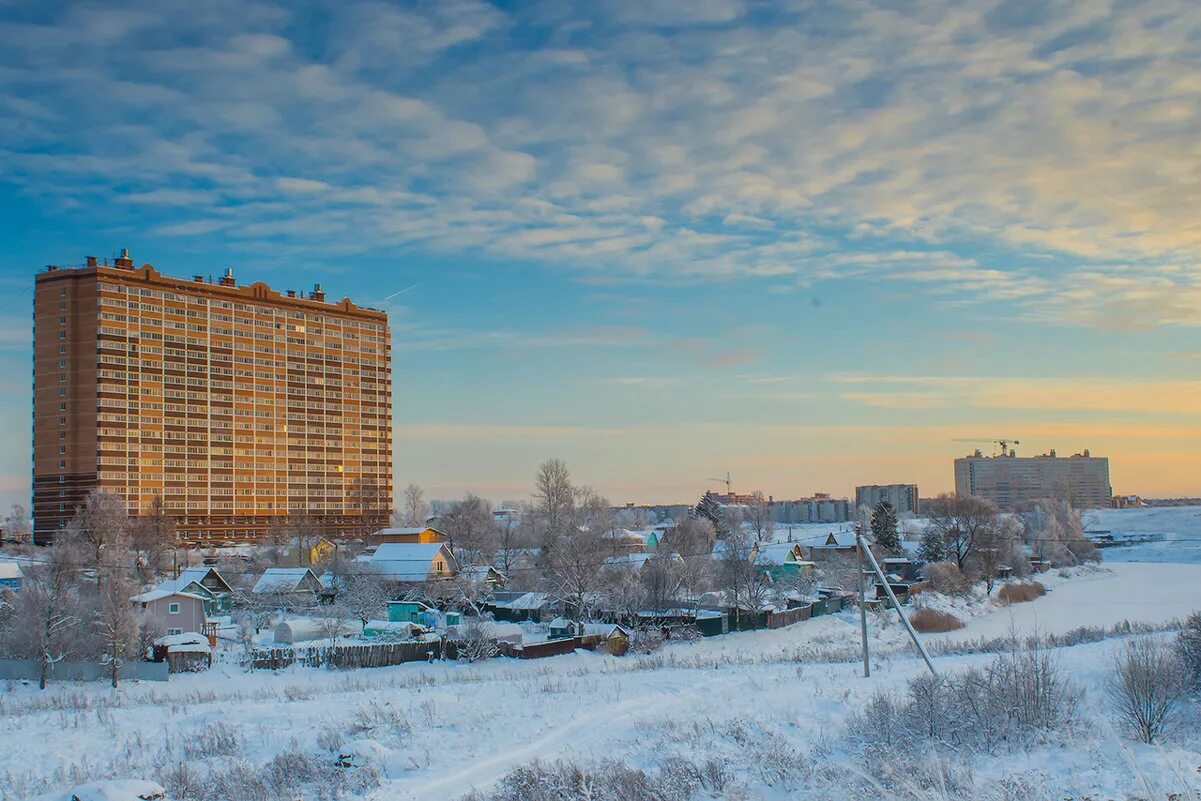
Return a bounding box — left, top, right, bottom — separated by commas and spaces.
58, 446, 65, 455
58, 288, 66, 298
58, 460, 65, 469
59, 345, 66, 354
168, 628, 182, 636
168, 602, 180, 615
59, 388, 66, 397
59, 403, 66, 411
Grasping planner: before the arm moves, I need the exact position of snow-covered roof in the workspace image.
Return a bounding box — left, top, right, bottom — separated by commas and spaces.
798, 530, 857, 549
498, 591, 550, 610
0, 562, 22, 580
459, 564, 500, 581
154, 632, 208, 648
369, 542, 454, 581
252, 568, 320, 594
153, 567, 230, 596
132, 589, 207, 603
371, 526, 444, 538
757, 543, 803, 564
603, 552, 655, 570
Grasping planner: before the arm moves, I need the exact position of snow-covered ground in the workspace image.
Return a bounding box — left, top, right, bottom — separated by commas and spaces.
8, 559, 1201, 800
8, 506, 1201, 801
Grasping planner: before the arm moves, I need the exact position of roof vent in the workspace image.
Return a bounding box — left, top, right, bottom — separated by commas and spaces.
219, 267, 236, 287
309, 282, 325, 302
114, 248, 134, 269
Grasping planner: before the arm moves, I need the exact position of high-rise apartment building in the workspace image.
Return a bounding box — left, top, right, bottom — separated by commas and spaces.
953, 449, 1111, 510
854, 484, 919, 515
33, 251, 392, 544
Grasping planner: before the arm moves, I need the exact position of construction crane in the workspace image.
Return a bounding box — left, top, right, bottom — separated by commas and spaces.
952, 437, 1020, 456
707, 472, 732, 496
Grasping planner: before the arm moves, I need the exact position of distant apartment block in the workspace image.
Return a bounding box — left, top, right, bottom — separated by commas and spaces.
953, 449, 1111, 510
33, 251, 392, 544
855, 484, 919, 515
771, 493, 852, 524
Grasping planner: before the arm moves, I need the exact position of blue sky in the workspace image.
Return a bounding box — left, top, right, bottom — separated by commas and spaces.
1, 0, 1200, 506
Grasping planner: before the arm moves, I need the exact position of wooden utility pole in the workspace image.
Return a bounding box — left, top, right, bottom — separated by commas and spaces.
857, 532, 937, 676
857, 524, 870, 677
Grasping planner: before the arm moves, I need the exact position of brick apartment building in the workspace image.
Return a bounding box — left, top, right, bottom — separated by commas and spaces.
32, 251, 392, 544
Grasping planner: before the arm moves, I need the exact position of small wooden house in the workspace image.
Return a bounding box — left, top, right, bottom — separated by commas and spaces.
369, 543, 459, 582
459, 564, 505, 587
252, 567, 323, 596
155, 567, 234, 614
369, 526, 448, 544
133, 590, 208, 636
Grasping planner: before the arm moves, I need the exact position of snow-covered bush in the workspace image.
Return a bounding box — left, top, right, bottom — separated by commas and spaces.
1175, 612, 1201, 693
1106, 636, 1189, 744
847, 644, 1077, 754
455, 616, 500, 662
461, 758, 700, 801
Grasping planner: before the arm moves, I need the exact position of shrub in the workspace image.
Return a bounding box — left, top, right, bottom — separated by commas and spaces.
462, 758, 703, 801
846, 643, 1077, 753
996, 582, 1046, 605
1106, 637, 1189, 744
1175, 612, 1201, 693
922, 563, 972, 596
909, 609, 964, 633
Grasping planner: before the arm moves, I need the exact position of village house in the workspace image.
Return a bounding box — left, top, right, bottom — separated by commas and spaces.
133, 589, 208, 637
252, 567, 323, 596
458, 564, 505, 587
153, 567, 234, 615
800, 530, 859, 560
282, 536, 337, 566
756, 543, 815, 578
369, 542, 459, 582
369, 526, 448, 545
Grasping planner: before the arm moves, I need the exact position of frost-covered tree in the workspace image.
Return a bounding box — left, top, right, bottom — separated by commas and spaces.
2, 536, 85, 689
692, 491, 722, 530
745, 491, 774, 542
1107, 637, 1189, 744
549, 522, 608, 623
401, 483, 429, 527
870, 500, 901, 554
440, 493, 499, 562
130, 493, 176, 582
92, 554, 143, 688
1175, 612, 1201, 693
3, 504, 32, 544
718, 526, 769, 629
917, 529, 948, 565
533, 458, 576, 558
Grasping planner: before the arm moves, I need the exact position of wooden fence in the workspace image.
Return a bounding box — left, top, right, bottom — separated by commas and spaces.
766, 605, 812, 629
251, 640, 458, 670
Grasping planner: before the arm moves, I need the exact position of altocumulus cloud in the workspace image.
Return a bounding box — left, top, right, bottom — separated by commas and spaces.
2, 0, 1201, 325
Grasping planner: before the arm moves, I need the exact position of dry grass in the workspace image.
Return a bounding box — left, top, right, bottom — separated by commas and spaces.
909, 608, 965, 633
997, 582, 1046, 605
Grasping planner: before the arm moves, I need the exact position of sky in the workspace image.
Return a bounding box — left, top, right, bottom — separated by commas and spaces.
1, 0, 1200, 508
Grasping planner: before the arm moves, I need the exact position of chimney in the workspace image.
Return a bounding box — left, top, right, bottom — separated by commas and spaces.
193, 275, 204, 283
286, 290, 296, 298
85, 256, 98, 268
1049, 449, 1056, 458
309, 282, 325, 302
114, 248, 133, 269
1083, 449, 1090, 458
219, 267, 236, 287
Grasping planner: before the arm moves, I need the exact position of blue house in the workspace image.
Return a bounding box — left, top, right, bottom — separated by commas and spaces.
0, 562, 21, 592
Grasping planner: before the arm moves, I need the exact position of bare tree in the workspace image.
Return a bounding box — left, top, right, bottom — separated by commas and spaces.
1106, 637, 1189, 744
92, 538, 144, 688
401, 483, 429, 527
745, 491, 774, 543
1, 536, 85, 689
549, 525, 608, 623
66, 490, 130, 579
718, 526, 769, 629
314, 601, 351, 648
1021, 496, 1098, 567
669, 517, 717, 613
131, 493, 176, 582
967, 516, 1024, 593
330, 560, 390, 631
925, 494, 1000, 569
533, 458, 576, 558
440, 494, 499, 563
3, 504, 32, 544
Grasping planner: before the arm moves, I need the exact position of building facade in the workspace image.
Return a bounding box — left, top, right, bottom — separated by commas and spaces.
771, 494, 853, 523
953, 449, 1111, 510
854, 484, 919, 515
33, 252, 391, 544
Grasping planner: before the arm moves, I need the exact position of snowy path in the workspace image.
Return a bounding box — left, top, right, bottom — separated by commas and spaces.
386, 671, 730, 799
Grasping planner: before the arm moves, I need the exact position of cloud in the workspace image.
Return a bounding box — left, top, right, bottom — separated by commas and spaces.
3, 0, 1201, 325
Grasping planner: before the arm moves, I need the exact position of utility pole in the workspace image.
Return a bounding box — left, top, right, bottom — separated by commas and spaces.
856, 523, 869, 677
857, 532, 937, 676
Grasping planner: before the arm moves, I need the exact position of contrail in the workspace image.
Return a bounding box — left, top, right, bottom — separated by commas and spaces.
382, 283, 422, 301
